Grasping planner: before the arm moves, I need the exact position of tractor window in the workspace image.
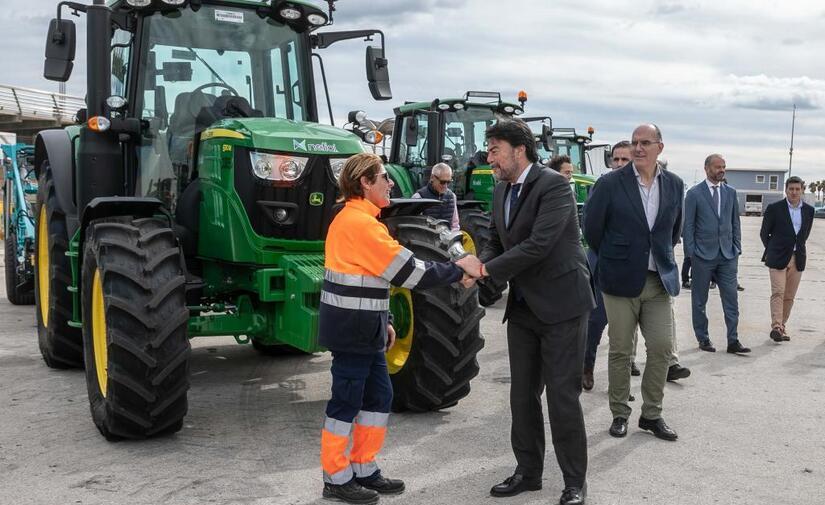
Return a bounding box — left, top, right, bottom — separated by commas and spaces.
402, 114, 428, 167
443, 106, 506, 169
552, 139, 584, 171
111, 29, 132, 98
270, 40, 304, 120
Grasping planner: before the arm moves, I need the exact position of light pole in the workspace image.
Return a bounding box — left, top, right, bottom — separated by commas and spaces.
788, 104, 796, 178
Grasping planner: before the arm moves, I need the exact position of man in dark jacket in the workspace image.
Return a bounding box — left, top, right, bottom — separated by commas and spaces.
760, 176, 815, 342
469, 119, 593, 505
583, 124, 683, 443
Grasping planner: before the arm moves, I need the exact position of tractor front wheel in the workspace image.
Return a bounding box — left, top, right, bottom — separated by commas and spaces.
383, 215, 485, 412
4, 180, 34, 305
81, 217, 190, 440
458, 209, 506, 307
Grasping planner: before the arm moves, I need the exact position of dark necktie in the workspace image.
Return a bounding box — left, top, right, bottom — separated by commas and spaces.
507, 183, 521, 226
712, 185, 719, 216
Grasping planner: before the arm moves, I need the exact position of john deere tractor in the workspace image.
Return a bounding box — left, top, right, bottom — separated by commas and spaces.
370, 91, 543, 306
35, 0, 484, 440
2, 143, 37, 304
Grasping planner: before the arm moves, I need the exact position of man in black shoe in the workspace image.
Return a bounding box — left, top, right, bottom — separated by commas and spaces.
584, 124, 683, 443
473, 119, 593, 504
683, 154, 750, 355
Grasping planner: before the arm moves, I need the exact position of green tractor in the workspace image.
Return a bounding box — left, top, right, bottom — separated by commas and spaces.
2, 143, 38, 304
362, 91, 539, 306
35, 0, 484, 440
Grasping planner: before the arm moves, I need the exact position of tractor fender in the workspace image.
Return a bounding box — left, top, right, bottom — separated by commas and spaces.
379, 198, 441, 219
78, 197, 172, 274
456, 199, 487, 212
34, 130, 77, 217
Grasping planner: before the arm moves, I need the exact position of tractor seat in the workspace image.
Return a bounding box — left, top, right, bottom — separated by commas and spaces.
195, 95, 263, 132
168, 89, 217, 139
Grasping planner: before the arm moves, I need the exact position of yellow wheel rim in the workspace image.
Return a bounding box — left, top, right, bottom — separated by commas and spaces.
461, 231, 477, 255
37, 205, 50, 327
91, 269, 108, 397
386, 287, 413, 375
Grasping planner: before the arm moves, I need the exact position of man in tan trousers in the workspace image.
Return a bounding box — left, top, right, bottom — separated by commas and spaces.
759, 176, 815, 342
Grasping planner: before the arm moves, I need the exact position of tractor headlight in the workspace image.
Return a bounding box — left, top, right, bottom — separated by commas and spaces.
279, 6, 301, 20
160, 0, 187, 4
307, 13, 328, 26
250, 152, 309, 182
329, 158, 346, 181
126, 0, 152, 7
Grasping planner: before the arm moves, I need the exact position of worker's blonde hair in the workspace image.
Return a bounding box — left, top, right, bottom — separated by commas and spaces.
339, 152, 383, 200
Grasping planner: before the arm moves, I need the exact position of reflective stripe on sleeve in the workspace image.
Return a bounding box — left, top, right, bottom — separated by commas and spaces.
380, 248, 413, 281
400, 258, 426, 289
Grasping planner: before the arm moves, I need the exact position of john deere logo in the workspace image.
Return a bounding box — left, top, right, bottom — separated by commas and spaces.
309, 193, 324, 206
293, 139, 307, 151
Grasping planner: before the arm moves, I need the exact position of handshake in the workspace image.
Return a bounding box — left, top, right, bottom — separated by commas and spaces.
454, 254, 486, 288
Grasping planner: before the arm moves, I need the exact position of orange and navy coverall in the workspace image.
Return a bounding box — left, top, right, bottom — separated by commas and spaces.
319, 197, 462, 485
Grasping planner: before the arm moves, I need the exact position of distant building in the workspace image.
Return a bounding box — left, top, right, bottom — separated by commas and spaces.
724, 168, 787, 216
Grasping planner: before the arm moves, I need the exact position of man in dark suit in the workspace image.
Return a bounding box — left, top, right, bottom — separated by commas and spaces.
760, 176, 815, 342
468, 119, 594, 505
682, 154, 750, 354
583, 124, 683, 442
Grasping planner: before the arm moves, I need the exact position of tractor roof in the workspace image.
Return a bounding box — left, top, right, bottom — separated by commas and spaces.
395, 91, 524, 115
109, 0, 319, 11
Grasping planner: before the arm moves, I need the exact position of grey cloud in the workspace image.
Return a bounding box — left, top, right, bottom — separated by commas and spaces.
732, 96, 818, 111
782, 38, 804, 46
652, 3, 687, 15
334, 0, 468, 25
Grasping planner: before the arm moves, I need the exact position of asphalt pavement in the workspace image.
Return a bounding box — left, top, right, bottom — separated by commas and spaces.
1, 215, 823, 505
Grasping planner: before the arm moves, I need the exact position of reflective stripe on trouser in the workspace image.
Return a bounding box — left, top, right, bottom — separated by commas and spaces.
350, 410, 389, 478
321, 351, 393, 484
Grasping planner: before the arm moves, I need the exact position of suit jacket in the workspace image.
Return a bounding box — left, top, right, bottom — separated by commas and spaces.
759, 199, 814, 271
479, 163, 595, 324
582, 163, 684, 298
682, 182, 741, 261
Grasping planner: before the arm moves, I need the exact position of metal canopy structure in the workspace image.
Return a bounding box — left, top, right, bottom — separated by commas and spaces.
0, 84, 84, 143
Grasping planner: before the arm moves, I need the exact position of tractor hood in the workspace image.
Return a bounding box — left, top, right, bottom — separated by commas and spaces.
212, 118, 366, 155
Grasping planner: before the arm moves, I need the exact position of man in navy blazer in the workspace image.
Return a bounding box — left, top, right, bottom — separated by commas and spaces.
583, 124, 683, 442
760, 176, 815, 342
682, 154, 750, 354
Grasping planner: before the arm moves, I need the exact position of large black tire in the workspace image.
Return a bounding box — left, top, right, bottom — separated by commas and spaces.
81, 217, 190, 440
383, 215, 485, 412
4, 219, 35, 305
34, 163, 83, 368
458, 208, 505, 307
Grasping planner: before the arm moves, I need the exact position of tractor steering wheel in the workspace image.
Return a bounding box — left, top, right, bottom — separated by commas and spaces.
190, 82, 239, 97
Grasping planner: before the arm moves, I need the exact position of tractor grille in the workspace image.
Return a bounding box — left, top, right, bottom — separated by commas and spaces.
234, 148, 341, 241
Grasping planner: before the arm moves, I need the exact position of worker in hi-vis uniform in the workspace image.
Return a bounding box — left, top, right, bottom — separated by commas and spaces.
319, 153, 477, 504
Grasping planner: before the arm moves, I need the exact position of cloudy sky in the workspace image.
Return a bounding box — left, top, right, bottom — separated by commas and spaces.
2, 0, 824, 186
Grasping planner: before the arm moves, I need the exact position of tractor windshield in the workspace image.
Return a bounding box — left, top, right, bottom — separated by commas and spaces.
551, 138, 584, 172
132, 5, 312, 209
442, 106, 510, 169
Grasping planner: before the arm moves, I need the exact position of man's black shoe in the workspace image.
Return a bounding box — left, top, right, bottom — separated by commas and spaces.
356, 472, 405, 495
737, 283, 745, 291
609, 417, 628, 438
781, 333, 791, 341
710, 281, 717, 289
698, 340, 716, 352
667, 364, 691, 382
727, 341, 751, 354
770, 329, 783, 342
630, 362, 641, 376
323, 480, 379, 504
682, 280, 691, 289
638, 417, 678, 441
490, 473, 541, 497
560, 484, 586, 505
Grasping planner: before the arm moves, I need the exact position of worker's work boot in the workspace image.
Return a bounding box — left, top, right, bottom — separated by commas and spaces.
322, 479, 379, 504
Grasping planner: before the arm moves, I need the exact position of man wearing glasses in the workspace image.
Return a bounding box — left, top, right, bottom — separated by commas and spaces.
412, 162, 460, 231
583, 124, 685, 442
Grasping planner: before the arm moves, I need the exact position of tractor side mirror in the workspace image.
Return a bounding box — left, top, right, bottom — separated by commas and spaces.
44, 18, 76, 82
365, 46, 392, 101
404, 116, 418, 147
162, 62, 193, 82
425, 111, 441, 165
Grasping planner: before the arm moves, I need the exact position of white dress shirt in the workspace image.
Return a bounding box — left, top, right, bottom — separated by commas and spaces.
633, 163, 662, 271
788, 199, 802, 235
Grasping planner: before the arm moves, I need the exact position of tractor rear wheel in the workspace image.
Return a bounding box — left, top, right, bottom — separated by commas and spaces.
458, 208, 505, 307
383, 215, 485, 412
34, 163, 83, 368
81, 217, 190, 440
4, 180, 34, 305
